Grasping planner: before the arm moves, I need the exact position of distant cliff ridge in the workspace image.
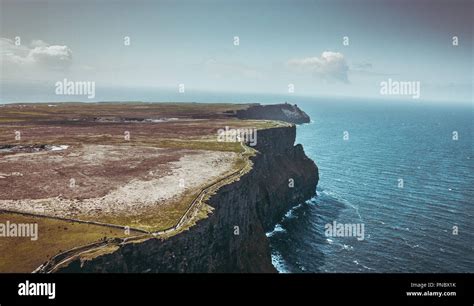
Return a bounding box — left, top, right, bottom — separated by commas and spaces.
236, 103, 311, 124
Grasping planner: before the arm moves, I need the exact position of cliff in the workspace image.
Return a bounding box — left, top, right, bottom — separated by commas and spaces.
236, 103, 311, 124
54, 125, 318, 273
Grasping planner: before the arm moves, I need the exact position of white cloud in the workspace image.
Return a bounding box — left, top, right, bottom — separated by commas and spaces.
288, 51, 349, 83
0, 38, 30, 65
29, 45, 72, 68
1, 37, 72, 69
31, 40, 49, 48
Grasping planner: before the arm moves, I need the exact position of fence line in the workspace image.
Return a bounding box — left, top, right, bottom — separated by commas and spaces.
32, 142, 252, 273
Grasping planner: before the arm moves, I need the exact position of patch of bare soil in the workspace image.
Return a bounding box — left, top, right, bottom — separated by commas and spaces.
0, 144, 182, 200
0, 144, 237, 220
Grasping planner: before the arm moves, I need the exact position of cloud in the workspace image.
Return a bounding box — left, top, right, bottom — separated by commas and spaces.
0, 38, 30, 65
288, 51, 349, 83
31, 40, 49, 48
1, 37, 72, 69
29, 45, 72, 68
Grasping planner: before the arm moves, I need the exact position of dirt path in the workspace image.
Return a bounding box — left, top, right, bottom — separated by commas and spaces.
33, 142, 252, 273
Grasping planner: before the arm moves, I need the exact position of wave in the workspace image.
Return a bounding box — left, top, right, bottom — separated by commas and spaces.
266, 223, 286, 238
270, 249, 290, 273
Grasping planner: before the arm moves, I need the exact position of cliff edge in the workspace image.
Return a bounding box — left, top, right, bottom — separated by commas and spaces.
236, 103, 311, 124
53, 124, 318, 273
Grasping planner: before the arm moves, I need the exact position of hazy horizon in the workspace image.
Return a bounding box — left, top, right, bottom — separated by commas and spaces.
1, 0, 473, 104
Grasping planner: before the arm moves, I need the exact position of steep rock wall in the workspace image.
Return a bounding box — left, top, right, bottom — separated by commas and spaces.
236, 103, 311, 124
56, 125, 318, 273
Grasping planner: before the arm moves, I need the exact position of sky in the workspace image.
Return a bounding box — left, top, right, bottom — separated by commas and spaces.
0, 0, 472, 103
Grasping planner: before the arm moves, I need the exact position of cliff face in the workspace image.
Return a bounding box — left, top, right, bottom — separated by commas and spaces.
56, 126, 318, 273
236, 103, 311, 124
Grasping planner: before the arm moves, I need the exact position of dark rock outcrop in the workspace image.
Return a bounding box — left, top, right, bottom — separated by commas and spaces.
55, 125, 318, 273
236, 103, 311, 124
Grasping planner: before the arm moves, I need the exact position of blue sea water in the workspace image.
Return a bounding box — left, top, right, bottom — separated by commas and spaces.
267, 98, 474, 273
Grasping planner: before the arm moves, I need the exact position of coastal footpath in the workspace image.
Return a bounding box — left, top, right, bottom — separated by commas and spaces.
54, 121, 318, 272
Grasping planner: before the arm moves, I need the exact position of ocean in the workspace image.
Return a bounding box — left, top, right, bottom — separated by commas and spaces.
267, 98, 474, 273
